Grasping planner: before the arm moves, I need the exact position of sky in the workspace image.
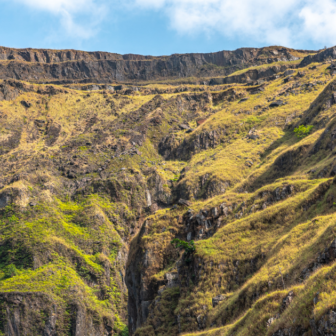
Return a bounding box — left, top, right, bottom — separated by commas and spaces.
1, 0, 336, 56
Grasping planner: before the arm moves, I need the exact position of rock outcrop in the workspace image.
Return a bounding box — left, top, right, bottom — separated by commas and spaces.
0, 292, 114, 336
0, 46, 313, 83
300, 46, 336, 67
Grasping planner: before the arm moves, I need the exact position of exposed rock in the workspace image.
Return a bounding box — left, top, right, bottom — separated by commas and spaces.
301, 238, 336, 280
212, 295, 226, 307
196, 119, 207, 126
300, 46, 336, 67
269, 100, 284, 107
146, 170, 172, 205
281, 291, 294, 311
248, 128, 260, 140
272, 310, 336, 336
0, 292, 114, 336
179, 124, 190, 130
160, 129, 224, 160
267, 315, 279, 328
178, 198, 192, 207
165, 272, 179, 288
20, 100, 31, 108
0, 187, 29, 209
209, 64, 299, 86
284, 69, 295, 77
0, 46, 313, 82
245, 160, 254, 167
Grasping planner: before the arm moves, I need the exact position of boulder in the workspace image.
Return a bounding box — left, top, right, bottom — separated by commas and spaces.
196, 119, 207, 126
105, 85, 114, 92
178, 199, 192, 207
284, 76, 294, 83
251, 87, 265, 94
267, 316, 279, 328
21, 100, 31, 108
248, 133, 260, 140
248, 129, 260, 140
245, 160, 254, 167
296, 71, 305, 78
67, 171, 77, 179
284, 69, 295, 76
179, 124, 190, 130
269, 100, 284, 107
212, 295, 226, 307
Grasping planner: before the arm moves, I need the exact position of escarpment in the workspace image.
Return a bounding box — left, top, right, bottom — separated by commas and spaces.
0, 46, 314, 83
2, 44, 336, 336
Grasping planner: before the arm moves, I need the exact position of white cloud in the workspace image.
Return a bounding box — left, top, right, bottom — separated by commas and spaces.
132, 0, 336, 47
10, 0, 107, 39
299, 0, 336, 46
5, 0, 336, 47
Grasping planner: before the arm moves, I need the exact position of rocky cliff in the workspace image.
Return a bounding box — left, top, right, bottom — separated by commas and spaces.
1, 44, 336, 336
0, 46, 314, 83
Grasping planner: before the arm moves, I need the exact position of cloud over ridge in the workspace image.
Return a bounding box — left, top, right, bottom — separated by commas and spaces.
9, 0, 107, 39
4, 0, 336, 47
134, 0, 336, 47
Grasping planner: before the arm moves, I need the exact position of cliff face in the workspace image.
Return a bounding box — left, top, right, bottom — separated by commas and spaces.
2, 44, 336, 336
0, 46, 312, 83
299, 46, 336, 67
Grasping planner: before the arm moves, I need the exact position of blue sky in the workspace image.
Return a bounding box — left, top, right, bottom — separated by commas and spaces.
1, 0, 336, 56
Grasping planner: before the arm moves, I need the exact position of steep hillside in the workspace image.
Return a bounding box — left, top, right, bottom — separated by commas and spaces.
0, 45, 336, 336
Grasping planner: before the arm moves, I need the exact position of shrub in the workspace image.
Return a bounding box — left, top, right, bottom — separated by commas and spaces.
244, 116, 261, 124
171, 238, 195, 255
3, 264, 18, 279
120, 326, 129, 336
294, 125, 313, 138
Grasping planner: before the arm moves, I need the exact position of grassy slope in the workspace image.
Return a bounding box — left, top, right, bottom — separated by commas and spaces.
133, 61, 336, 335
0, 55, 334, 336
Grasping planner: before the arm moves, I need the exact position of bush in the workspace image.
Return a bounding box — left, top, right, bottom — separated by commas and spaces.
294, 125, 313, 138
171, 238, 195, 255
120, 326, 129, 336
3, 264, 18, 279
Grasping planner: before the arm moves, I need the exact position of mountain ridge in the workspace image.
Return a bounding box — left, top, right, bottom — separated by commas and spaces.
0, 46, 316, 83
0, 45, 336, 336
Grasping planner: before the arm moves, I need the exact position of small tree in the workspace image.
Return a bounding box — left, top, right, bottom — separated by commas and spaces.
294, 125, 313, 139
